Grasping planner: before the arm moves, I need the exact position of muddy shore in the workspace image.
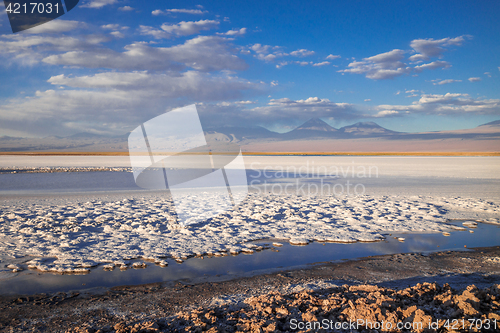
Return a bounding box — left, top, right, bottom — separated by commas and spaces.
1, 246, 500, 332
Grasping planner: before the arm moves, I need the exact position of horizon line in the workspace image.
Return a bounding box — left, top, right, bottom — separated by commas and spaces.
1, 152, 499, 156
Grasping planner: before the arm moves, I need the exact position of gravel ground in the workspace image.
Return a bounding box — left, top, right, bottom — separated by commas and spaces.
1, 246, 500, 332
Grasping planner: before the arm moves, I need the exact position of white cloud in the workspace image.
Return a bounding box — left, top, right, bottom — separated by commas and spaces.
216, 100, 256, 106
80, 0, 118, 9
326, 54, 340, 60
364, 49, 406, 64
250, 43, 270, 53
101, 24, 128, 30
275, 61, 289, 68
468, 77, 481, 82
20, 20, 83, 34
42, 36, 248, 72
410, 36, 469, 60
484, 72, 491, 77
217, 28, 246, 36
138, 25, 171, 39
312, 61, 330, 67
414, 60, 450, 72
0, 71, 263, 136
340, 36, 468, 80
153, 8, 208, 15
48, 71, 259, 99
191, 97, 358, 128
248, 45, 332, 68
290, 49, 315, 57
0, 33, 109, 66
248, 43, 287, 62
408, 53, 426, 62
259, 54, 279, 62
270, 97, 327, 105
247, 44, 320, 64
268, 97, 351, 110
110, 31, 125, 38
118, 6, 134, 11
339, 49, 411, 80
0, 89, 146, 136
364, 99, 371, 102
374, 110, 399, 117
168, 8, 207, 14
101, 24, 128, 38
418, 93, 465, 104
376, 93, 500, 116
239, 97, 358, 125
278, 60, 329, 68
160, 20, 219, 37
433, 79, 462, 85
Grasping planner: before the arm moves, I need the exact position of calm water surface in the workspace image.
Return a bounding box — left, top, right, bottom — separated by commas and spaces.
0, 221, 498, 295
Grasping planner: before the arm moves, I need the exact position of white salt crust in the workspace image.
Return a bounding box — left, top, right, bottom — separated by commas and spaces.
0, 193, 499, 273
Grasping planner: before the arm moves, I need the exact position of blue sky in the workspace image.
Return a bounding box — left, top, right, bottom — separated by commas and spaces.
0, 0, 499, 137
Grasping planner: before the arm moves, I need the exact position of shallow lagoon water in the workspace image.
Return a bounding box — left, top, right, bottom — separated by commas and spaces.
1, 156, 499, 295
0, 220, 498, 295
0, 171, 139, 194
1, 169, 499, 199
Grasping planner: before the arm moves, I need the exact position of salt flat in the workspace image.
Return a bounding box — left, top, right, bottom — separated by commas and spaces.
1, 156, 500, 179
244, 156, 500, 179
0, 156, 499, 276
0, 193, 499, 274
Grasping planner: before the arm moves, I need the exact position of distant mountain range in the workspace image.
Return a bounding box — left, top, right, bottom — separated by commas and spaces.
1, 119, 499, 152
208, 119, 500, 142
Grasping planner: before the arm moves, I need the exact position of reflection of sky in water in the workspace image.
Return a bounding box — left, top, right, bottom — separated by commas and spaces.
0, 172, 141, 194
245, 169, 500, 198
0, 170, 337, 194
1, 170, 499, 199
1, 221, 498, 295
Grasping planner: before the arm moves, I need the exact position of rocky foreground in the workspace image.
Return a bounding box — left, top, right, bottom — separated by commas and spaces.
148, 282, 500, 333
1, 247, 500, 332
